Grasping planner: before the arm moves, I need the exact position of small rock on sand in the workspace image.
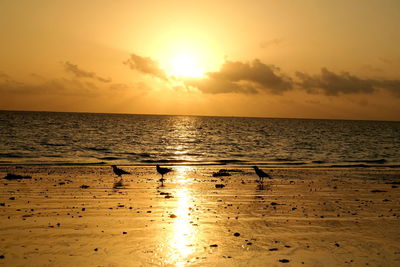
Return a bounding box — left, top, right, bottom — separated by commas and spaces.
279, 259, 290, 263
213, 169, 231, 177
4, 173, 32, 180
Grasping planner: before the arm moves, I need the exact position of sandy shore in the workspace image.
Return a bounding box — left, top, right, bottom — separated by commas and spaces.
0, 166, 399, 266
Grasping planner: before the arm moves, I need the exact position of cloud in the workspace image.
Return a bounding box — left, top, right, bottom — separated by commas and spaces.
124, 53, 167, 80
63, 61, 111, 83
0, 74, 98, 96
361, 65, 383, 73
186, 59, 292, 94
0, 72, 148, 99
379, 58, 393, 65
260, 38, 285, 48
121, 53, 399, 98
296, 68, 400, 97
0, 71, 11, 79
374, 79, 400, 97
296, 68, 375, 95
53, 53, 400, 99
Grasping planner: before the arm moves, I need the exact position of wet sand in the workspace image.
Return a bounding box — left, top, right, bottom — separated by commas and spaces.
0, 166, 399, 266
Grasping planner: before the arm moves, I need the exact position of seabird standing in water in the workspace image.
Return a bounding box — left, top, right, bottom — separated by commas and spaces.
252, 166, 271, 183
156, 165, 172, 186
111, 165, 131, 178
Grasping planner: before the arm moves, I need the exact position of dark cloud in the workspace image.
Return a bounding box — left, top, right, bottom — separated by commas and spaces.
63, 61, 111, 83
296, 68, 400, 97
186, 59, 292, 94
124, 53, 167, 80
374, 79, 400, 97
296, 68, 375, 95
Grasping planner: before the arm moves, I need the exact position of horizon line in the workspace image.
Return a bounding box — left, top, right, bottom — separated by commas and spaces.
0, 109, 399, 123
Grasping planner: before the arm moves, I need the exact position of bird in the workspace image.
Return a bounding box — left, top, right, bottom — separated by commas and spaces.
111, 165, 131, 178
252, 166, 271, 183
156, 165, 172, 186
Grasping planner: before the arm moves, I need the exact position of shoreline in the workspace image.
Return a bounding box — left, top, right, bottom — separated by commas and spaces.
1, 162, 400, 169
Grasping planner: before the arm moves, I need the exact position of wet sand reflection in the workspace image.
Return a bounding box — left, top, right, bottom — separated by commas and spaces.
164, 166, 197, 266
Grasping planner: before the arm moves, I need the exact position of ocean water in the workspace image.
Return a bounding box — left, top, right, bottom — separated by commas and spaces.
0, 110, 399, 167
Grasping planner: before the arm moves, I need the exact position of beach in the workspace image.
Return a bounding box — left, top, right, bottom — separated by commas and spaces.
0, 165, 399, 266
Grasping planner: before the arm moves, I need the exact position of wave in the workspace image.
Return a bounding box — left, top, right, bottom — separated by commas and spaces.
276, 162, 307, 165
0, 162, 107, 166
86, 147, 110, 152
216, 159, 248, 164
41, 142, 66, 147
60, 162, 106, 166
0, 153, 24, 158
124, 152, 152, 158
327, 163, 400, 168
98, 156, 120, 161
273, 158, 297, 162
344, 159, 387, 164
140, 159, 197, 164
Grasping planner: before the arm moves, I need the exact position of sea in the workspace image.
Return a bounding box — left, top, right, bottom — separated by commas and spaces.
0, 110, 399, 167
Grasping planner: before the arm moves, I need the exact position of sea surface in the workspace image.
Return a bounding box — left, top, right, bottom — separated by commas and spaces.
0, 110, 399, 167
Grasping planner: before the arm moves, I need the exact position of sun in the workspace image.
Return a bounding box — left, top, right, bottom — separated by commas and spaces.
165, 53, 205, 78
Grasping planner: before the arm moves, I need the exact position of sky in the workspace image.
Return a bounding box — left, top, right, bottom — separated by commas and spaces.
1, 0, 400, 121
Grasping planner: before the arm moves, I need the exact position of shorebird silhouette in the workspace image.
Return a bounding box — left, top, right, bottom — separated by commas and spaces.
111, 165, 130, 178
252, 166, 271, 183
156, 165, 172, 186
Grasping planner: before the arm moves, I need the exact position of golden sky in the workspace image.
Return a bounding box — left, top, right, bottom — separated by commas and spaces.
1, 0, 400, 120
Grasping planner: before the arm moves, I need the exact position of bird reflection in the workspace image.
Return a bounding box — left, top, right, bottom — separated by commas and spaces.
113, 179, 124, 189
256, 183, 267, 190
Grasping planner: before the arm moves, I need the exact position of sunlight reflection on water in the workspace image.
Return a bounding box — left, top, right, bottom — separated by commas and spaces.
175, 166, 194, 185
